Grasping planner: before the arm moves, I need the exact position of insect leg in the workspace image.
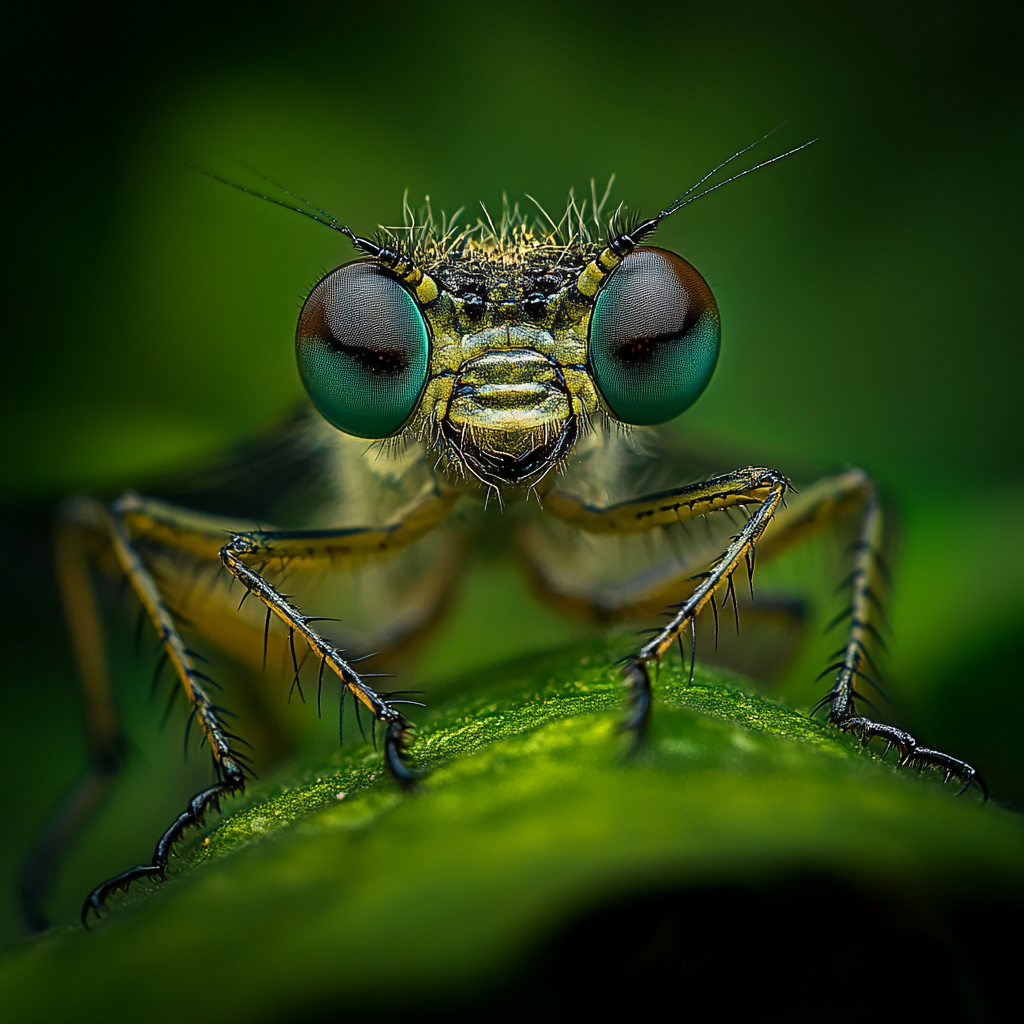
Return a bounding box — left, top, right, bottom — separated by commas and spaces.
80, 500, 248, 925
542, 467, 796, 737
96, 487, 459, 787
112, 480, 461, 565
19, 499, 124, 932
620, 470, 791, 734
819, 490, 986, 799
547, 464, 986, 796
541, 465, 789, 535
219, 533, 418, 790
523, 469, 872, 624
50, 480, 455, 926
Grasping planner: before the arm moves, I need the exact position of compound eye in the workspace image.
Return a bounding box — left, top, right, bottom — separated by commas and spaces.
589, 247, 720, 425
296, 261, 430, 438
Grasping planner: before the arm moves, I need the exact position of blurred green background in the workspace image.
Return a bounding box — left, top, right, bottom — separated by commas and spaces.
2, 0, 1021, 956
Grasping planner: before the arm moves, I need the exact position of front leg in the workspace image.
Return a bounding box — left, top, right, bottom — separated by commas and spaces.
610, 469, 790, 739
543, 467, 793, 740
220, 534, 418, 788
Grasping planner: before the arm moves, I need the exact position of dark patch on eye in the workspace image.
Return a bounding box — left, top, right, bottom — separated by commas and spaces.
612, 332, 680, 366
612, 301, 705, 367
329, 339, 409, 375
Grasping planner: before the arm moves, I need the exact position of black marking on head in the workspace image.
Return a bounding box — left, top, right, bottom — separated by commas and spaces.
462, 293, 486, 320
523, 293, 548, 320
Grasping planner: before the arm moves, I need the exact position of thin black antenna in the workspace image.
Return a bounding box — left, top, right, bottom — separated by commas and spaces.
661, 129, 783, 218
619, 130, 818, 246
239, 163, 348, 231
191, 166, 381, 256
659, 138, 818, 219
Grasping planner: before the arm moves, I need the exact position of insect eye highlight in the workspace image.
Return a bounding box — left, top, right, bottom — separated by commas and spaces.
296, 261, 430, 438
588, 247, 720, 425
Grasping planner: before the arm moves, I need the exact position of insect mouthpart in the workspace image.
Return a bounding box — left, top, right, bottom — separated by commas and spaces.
441, 346, 578, 486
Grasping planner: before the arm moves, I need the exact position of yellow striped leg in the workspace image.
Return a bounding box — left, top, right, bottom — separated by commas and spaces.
616, 469, 790, 738
525, 469, 871, 623
542, 466, 787, 534
219, 532, 418, 788
77, 500, 249, 924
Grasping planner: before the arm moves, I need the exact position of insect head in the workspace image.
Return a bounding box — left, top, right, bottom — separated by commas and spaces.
217, 136, 813, 488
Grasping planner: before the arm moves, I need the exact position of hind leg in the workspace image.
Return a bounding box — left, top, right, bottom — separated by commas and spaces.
19, 500, 125, 931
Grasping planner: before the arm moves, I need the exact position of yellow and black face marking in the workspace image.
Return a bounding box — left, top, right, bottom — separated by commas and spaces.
24, 137, 989, 938
286, 135, 824, 488
296, 210, 604, 486
294, 194, 728, 488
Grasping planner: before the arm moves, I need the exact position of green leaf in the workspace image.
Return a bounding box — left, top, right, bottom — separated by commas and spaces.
1, 636, 1021, 1023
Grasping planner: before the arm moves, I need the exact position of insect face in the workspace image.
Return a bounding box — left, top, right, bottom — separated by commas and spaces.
415, 257, 599, 488
295, 222, 720, 488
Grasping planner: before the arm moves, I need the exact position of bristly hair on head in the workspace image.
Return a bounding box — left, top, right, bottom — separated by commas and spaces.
197, 129, 816, 266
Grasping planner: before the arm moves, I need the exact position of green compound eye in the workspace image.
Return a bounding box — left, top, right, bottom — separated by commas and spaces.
589, 247, 720, 425
296, 261, 430, 438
